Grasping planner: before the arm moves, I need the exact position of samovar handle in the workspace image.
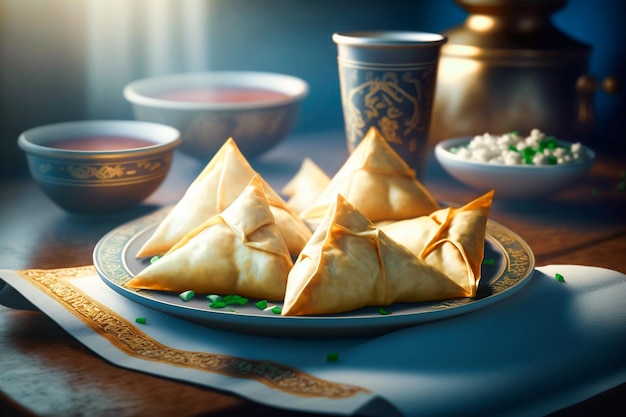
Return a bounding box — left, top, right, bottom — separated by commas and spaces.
576, 75, 621, 127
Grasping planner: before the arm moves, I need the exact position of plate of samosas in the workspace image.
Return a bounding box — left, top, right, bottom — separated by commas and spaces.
94, 128, 535, 337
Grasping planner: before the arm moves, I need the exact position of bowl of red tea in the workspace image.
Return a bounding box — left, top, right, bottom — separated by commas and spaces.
17, 120, 181, 214
123, 71, 308, 160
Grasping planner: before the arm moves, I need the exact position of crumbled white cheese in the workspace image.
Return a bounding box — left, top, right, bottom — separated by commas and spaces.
449, 129, 591, 166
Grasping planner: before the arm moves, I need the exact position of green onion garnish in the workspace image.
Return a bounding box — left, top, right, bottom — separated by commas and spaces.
521, 147, 536, 164
179, 290, 195, 302
135, 317, 146, 324
254, 300, 268, 310
508, 145, 520, 153
223, 294, 248, 305
206, 294, 221, 303
271, 306, 282, 314
545, 136, 558, 149
482, 258, 495, 266
378, 308, 391, 315
555, 273, 566, 283
209, 300, 227, 309
207, 294, 249, 308
326, 352, 339, 362
150, 256, 160, 264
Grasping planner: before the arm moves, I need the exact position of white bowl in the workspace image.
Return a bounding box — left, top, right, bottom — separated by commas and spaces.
434, 137, 596, 200
124, 71, 308, 160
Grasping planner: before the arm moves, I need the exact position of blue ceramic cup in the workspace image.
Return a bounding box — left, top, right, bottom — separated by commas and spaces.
333, 31, 447, 179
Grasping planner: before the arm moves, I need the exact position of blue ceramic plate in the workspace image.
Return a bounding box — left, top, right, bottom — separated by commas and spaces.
94, 207, 535, 337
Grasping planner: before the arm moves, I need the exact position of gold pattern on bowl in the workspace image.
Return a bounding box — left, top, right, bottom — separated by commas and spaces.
18, 120, 181, 215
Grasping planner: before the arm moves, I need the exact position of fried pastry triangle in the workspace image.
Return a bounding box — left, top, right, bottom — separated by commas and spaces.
300, 127, 440, 227
282, 157, 331, 215
282, 194, 465, 316
379, 190, 494, 297
126, 175, 292, 301
136, 137, 311, 258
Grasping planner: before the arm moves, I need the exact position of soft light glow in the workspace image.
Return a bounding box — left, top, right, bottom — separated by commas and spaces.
437, 57, 481, 83
468, 15, 495, 32
442, 44, 483, 59
85, 0, 211, 118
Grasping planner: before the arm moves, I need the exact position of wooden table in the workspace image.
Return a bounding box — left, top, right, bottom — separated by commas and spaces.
1, 130, 625, 416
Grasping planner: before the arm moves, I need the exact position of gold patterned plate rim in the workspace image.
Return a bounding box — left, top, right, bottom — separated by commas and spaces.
93, 208, 535, 338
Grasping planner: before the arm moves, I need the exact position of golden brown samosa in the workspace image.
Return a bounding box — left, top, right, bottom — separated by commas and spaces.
299, 127, 440, 228
379, 190, 494, 298
282, 194, 466, 316
136, 138, 311, 258
281, 157, 331, 215
126, 175, 293, 301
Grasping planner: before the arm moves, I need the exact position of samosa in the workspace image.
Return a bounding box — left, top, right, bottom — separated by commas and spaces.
136, 137, 311, 258
282, 194, 466, 316
126, 175, 293, 301
282, 157, 331, 215
379, 190, 494, 298
299, 127, 440, 228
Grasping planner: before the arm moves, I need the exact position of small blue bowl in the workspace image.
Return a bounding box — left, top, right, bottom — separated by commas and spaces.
18, 120, 181, 214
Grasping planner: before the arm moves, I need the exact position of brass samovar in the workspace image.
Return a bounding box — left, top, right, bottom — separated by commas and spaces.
430, 0, 594, 144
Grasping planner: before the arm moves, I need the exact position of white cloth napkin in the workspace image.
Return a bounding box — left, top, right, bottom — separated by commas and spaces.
1, 264, 625, 417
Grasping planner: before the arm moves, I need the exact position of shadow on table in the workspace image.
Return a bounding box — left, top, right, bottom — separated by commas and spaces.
27, 203, 161, 269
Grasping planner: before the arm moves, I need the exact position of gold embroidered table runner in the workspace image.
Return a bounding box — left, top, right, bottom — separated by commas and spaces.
1, 265, 626, 416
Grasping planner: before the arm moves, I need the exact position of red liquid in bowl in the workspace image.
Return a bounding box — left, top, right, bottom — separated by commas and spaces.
156, 87, 290, 103
47, 136, 155, 151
